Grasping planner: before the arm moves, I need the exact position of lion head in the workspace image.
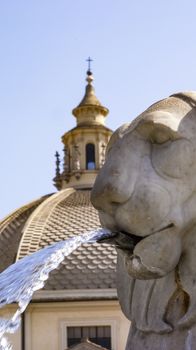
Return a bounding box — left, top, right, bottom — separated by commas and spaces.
91, 92, 196, 332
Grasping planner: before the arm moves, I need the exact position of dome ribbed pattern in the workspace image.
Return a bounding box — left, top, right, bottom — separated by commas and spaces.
0, 195, 51, 272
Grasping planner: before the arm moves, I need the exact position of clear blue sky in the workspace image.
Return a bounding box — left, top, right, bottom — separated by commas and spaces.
1, 0, 196, 218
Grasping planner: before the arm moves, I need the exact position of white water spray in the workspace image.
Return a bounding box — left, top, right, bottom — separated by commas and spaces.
0, 228, 114, 349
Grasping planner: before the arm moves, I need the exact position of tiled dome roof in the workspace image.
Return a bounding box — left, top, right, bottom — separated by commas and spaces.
0, 189, 117, 292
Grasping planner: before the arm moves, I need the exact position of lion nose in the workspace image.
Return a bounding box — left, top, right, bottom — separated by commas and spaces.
91, 165, 133, 213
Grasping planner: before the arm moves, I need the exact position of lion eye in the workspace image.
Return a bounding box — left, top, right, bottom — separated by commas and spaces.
150, 130, 171, 144
136, 121, 181, 145
152, 138, 192, 179
149, 127, 182, 145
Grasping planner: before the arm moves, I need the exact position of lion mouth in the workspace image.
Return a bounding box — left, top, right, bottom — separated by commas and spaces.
98, 223, 175, 251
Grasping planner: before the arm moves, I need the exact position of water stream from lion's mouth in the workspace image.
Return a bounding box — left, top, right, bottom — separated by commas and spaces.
0, 228, 114, 350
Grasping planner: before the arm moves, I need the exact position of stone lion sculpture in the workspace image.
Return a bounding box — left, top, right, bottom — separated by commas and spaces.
91, 92, 196, 349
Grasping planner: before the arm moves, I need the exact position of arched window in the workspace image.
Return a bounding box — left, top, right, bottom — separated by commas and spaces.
86, 143, 95, 170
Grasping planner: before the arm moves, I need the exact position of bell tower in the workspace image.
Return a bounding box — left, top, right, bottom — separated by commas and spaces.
54, 64, 112, 190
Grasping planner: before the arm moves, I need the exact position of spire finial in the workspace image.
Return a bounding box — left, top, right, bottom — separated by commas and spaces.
86, 56, 93, 75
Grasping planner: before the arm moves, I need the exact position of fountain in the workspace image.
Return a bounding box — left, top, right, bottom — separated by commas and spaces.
0, 228, 116, 350
3, 91, 196, 349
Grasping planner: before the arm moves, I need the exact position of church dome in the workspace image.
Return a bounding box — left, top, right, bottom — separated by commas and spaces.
0, 66, 116, 300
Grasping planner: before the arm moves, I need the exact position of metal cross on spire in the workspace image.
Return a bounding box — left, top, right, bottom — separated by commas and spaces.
86, 57, 93, 74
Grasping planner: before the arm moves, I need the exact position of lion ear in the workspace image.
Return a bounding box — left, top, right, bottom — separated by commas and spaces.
170, 92, 196, 108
